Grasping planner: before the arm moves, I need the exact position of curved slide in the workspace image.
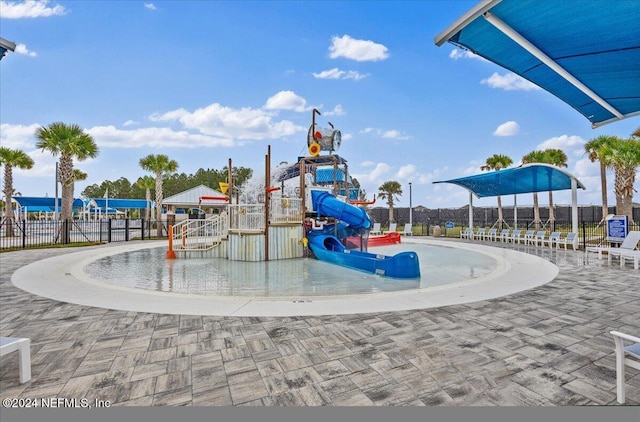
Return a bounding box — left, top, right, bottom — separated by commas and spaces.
311, 190, 372, 230
308, 190, 420, 279
309, 235, 420, 279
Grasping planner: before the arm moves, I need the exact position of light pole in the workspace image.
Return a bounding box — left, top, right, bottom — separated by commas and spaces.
409, 182, 413, 226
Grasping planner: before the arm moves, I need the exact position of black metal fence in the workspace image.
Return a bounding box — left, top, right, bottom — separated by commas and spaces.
0, 219, 167, 250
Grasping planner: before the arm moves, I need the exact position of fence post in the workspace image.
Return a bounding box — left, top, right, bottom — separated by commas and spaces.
125, 219, 130, 241
22, 220, 26, 249
141, 219, 145, 241
108, 218, 112, 243
581, 220, 586, 250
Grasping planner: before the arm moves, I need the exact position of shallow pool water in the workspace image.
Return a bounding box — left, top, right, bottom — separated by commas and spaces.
84, 243, 498, 297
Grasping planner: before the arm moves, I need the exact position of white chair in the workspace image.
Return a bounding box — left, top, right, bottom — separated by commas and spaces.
498, 229, 510, 243
460, 227, 473, 239
400, 223, 413, 236
610, 331, 640, 404
383, 223, 397, 234
484, 228, 498, 241
545, 231, 561, 248
557, 232, 577, 250
533, 230, 546, 246
586, 231, 640, 260
523, 230, 535, 245
508, 229, 522, 244
618, 250, 640, 270
474, 227, 486, 240
370, 222, 382, 235
0, 337, 31, 383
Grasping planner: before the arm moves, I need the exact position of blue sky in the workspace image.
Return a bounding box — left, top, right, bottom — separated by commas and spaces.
1, 0, 638, 209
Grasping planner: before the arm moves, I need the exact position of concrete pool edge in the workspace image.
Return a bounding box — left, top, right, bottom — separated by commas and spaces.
11, 239, 559, 317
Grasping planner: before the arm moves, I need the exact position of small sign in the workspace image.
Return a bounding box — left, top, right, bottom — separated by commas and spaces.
445, 221, 454, 229
606, 215, 628, 243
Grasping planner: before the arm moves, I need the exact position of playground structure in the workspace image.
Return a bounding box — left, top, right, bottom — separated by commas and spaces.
167, 110, 420, 278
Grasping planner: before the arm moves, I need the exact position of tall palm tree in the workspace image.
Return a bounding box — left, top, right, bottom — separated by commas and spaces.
599, 137, 640, 222
35, 122, 99, 223
0, 147, 34, 237
542, 148, 568, 227
584, 135, 619, 222
631, 127, 640, 139
139, 154, 179, 237
377, 180, 402, 224
481, 154, 513, 227
522, 150, 547, 231
136, 175, 155, 221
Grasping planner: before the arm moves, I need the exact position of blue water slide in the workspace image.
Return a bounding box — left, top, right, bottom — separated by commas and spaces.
308, 235, 420, 279
311, 191, 372, 230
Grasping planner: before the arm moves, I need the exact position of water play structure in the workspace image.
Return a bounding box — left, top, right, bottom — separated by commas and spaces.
166, 109, 419, 278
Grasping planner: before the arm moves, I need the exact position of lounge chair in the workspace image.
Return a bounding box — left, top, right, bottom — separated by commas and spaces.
533, 230, 546, 246
460, 227, 473, 239
383, 223, 397, 234
498, 229, 510, 242
474, 227, 486, 240
523, 230, 535, 245
370, 222, 382, 236
610, 330, 640, 404
399, 223, 413, 236
0, 337, 31, 383
508, 229, 522, 244
586, 231, 640, 260
483, 228, 498, 241
544, 231, 561, 248
617, 250, 640, 270
557, 232, 577, 250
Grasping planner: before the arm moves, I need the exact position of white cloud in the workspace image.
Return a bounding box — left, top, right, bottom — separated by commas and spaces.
361, 160, 375, 167
87, 125, 236, 149
481, 72, 541, 91
537, 134, 586, 155
123, 120, 138, 127
144, 3, 156, 10
0, 0, 67, 18
264, 90, 309, 112
493, 121, 519, 137
14, 43, 37, 57
322, 104, 345, 116
396, 164, 417, 180
150, 100, 305, 140
359, 127, 410, 140
312, 68, 368, 80
0, 123, 40, 149
449, 48, 483, 61
352, 162, 391, 186
328, 35, 389, 62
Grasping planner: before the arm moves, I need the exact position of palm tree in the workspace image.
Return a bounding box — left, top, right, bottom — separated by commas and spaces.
139, 154, 179, 237
632, 127, 640, 139
0, 147, 34, 236
35, 122, 99, 223
599, 137, 640, 222
542, 148, 568, 228
584, 135, 619, 222
136, 175, 155, 221
521, 150, 547, 230
377, 180, 402, 224
481, 154, 513, 228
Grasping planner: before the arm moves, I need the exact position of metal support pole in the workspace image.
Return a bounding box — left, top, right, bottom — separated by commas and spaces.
409, 182, 413, 226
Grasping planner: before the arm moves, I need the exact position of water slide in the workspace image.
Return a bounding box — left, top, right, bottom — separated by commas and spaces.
308, 190, 420, 278
309, 235, 420, 279
311, 191, 372, 230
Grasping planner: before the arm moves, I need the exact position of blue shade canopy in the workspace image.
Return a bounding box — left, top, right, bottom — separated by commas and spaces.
13, 197, 84, 209
434, 0, 640, 128
433, 164, 586, 198
91, 198, 152, 210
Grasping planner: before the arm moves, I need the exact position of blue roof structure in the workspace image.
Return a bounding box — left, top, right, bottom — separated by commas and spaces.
92, 198, 152, 210
434, 163, 586, 198
435, 0, 640, 128
13, 197, 84, 212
